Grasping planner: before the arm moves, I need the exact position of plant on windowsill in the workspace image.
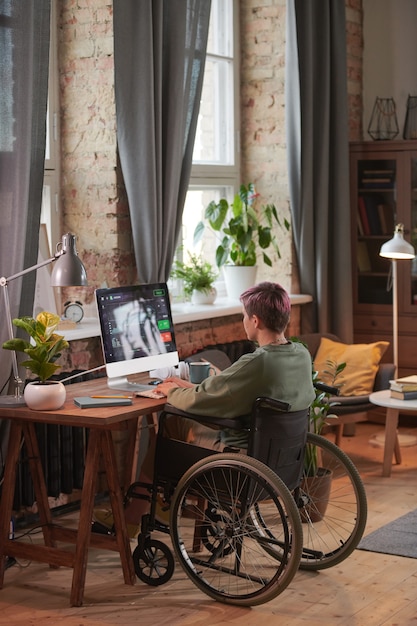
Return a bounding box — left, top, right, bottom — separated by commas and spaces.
2, 311, 69, 410
170, 253, 218, 305
193, 183, 290, 298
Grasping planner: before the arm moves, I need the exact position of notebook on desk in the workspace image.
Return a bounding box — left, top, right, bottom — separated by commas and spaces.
74, 396, 133, 408
95, 282, 179, 393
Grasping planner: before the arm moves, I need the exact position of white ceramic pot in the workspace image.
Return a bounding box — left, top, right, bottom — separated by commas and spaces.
24, 380, 66, 411
223, 265, 257, 300
191, 287, 217, 305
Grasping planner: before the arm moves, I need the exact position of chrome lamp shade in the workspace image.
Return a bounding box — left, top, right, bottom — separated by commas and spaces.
51, 233, 88, 287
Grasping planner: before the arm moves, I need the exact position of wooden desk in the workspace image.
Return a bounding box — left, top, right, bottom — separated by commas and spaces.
370, 389, 417, 477
0, 378, 166, 606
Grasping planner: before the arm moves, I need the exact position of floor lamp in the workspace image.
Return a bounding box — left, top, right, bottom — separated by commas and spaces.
379, 223, 415, 377
0, 233, 88, 406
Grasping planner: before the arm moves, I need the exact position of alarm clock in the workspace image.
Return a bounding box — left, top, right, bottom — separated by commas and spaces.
63, 300, 84, 323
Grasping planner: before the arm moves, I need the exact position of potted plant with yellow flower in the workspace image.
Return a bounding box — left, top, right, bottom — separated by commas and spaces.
2, 311, 69, 410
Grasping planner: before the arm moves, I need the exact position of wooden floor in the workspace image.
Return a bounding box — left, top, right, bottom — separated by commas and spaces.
1, 421, 417, 626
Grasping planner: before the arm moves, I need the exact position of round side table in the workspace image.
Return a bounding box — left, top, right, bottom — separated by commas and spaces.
369, 389, 417, 477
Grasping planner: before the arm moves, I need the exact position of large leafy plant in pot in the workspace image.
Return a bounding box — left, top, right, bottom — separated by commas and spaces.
194, 183, 290, 268
193, 183, 290, 298
2, 311, 69, 410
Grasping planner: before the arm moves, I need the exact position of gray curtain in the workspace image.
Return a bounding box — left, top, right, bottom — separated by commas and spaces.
286, 0, 353, 342
0, 1, 50, 452
113, 0, 211, 283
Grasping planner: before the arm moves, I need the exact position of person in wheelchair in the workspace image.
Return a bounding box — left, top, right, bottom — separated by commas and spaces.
94, 281, 315, 533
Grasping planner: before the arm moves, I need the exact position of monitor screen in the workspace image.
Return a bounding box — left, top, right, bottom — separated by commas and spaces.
95, 282, 178, 390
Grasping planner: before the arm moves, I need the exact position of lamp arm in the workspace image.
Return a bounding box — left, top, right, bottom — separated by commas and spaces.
0, 250, 64, 287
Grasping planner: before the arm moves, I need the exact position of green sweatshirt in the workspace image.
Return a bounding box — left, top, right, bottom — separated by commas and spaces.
167, 342, 315, 448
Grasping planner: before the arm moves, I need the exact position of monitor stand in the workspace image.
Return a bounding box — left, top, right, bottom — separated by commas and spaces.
107, 376, 154, 393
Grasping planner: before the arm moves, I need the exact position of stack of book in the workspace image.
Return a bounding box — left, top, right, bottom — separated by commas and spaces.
389, 375, 417, 400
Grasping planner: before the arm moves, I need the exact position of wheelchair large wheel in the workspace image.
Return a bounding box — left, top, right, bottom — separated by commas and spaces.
169, 453, 303, 607
298, 432, 367, 570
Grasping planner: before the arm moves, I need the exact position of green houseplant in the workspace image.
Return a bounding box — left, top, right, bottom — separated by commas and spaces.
193, 183, 290, 268
170, 253, 218, 304
2, 311, 69, 410
305, 360, 346, 475
290, 336, 346, 476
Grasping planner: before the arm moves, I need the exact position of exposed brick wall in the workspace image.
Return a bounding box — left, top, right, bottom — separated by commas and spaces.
57, 0, 362, 369
59, 1, 362, 293
58, 0, 134, 310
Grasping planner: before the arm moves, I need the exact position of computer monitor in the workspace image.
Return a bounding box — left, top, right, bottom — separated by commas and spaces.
95, 282, 179, 392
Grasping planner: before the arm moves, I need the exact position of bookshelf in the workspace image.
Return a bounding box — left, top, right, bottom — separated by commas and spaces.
350, 141, 417, 375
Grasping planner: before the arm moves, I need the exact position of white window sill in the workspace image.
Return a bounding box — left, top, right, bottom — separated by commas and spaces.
60, 294, 313, 341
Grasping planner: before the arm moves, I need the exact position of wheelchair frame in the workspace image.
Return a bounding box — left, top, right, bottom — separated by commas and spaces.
128, 396, 367, 607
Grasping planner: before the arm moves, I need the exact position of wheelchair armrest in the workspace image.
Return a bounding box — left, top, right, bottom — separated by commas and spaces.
161, 403, 244, 431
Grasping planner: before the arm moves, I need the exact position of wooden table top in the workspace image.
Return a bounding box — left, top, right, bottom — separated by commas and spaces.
0, 378, 166, 428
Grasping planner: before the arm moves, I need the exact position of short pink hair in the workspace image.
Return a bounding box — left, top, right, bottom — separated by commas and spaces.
240, 282, 291, 333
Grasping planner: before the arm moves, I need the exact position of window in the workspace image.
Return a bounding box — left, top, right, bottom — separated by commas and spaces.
180, 0, 240, 274
41, 0, 60, 255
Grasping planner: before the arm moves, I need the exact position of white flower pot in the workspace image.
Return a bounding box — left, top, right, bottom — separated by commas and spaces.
24, 380, 66, 411
191, 287, 217, 305
223, 265, 257, 300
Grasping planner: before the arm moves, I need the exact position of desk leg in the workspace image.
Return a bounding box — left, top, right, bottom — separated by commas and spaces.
101, 430, 136, 586
383, 408, 401, 477
0, 421, 22, 587
23, 422, 55, 547
71, 428, 102, 607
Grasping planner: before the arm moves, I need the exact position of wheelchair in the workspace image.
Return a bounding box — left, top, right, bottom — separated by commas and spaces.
128, 392, 367, 607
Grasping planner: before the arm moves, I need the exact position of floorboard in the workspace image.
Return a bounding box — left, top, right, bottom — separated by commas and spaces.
1, 421, 417, 626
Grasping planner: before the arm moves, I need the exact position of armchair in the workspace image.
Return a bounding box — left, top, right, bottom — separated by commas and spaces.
298, 333, 396, 446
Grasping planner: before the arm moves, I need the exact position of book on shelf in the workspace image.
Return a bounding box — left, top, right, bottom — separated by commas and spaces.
358, 196, 371, 235
360, 170, 395, 189
390, 389, 417, 401
377, 203, 395, 235
357, 211, 364, 236
357, 241, 372, 272
389, 375, 417, 392
362, 169, 395, 175
363, 195, 382, 235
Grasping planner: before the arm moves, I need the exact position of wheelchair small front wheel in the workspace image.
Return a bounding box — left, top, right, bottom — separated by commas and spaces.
133, 536, 175, 586
169, 453, 303, 607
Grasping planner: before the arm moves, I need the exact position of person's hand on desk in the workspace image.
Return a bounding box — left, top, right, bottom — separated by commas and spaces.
157, 376, 195, 396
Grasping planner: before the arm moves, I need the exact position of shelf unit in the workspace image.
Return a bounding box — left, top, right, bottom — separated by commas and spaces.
350, 141, 417, 375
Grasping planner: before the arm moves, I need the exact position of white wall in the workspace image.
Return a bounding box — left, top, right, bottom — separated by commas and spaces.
363, 0, 417, 139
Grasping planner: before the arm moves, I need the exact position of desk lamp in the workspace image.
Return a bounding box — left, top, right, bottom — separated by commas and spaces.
0, 233, 87, 406
379, 223, 415, 376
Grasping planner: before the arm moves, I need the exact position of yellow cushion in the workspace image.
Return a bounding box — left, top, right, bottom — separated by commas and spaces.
313, 337, 389, 397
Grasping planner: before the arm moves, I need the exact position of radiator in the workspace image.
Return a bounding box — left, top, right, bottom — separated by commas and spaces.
12, 370, 103, 511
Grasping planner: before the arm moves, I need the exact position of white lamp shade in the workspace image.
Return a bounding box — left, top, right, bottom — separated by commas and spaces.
50, 233, 88, 286
379, 224, 415, 260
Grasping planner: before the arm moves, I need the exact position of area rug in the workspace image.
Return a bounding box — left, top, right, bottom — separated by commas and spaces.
358, 509, 417, 558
